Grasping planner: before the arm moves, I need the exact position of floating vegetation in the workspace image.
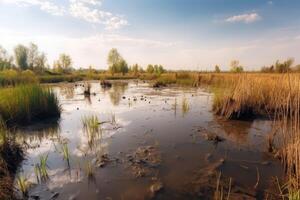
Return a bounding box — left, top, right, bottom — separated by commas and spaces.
16, 174, 31, 198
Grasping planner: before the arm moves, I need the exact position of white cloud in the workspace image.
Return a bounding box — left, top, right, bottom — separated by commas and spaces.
0, 0, 65, 16
69, 1, 128, 30
225, 12, 261, 24
0, 0, 128, 30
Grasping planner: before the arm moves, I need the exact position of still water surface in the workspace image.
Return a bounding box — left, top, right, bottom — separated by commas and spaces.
17, 80, 283, 200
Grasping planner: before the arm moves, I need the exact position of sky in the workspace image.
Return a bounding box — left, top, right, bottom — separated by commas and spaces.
0, 0, 300, 70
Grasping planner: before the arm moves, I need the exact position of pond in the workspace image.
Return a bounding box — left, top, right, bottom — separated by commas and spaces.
16, 80, 283, 200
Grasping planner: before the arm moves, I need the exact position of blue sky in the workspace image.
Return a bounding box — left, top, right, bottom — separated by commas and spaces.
0, 0, 300, 70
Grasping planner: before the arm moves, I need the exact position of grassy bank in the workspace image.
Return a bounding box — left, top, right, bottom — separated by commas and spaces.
0, 69, 38, 87
0, 84, 61, 126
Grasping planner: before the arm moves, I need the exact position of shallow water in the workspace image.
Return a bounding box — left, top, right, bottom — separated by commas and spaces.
16, 81, 283, 200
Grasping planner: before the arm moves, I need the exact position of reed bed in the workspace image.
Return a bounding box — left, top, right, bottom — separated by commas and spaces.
209, 73, 300, 195
0, 69, 38, 87
0, 84, 61, 126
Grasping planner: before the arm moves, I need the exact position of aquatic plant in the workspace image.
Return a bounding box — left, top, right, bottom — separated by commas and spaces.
82, 115, 102, 150
61, 143, 70, 168
84, 160, 95, 181
16, 174, 31, 198
181, 97, 189, 116
0, 84, 61, 126
34, 154, 49, 182
82, 115, 101, 134
214, 172, 231, 200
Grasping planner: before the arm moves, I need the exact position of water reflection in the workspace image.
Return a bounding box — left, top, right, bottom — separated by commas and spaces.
59, 84, 75, 99
108, 82, 128, 106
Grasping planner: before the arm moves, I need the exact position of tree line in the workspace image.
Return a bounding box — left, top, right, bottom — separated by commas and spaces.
0, 43, 73, 74
107, 48, 166, 75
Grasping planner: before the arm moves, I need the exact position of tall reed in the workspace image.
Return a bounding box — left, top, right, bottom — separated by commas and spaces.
0, 84, 61, 126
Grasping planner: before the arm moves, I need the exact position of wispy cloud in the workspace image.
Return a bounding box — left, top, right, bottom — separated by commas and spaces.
0, 0, 65, 16
0, 0, 128, 30
69, 1, 128, 30
225, 12, 261, 24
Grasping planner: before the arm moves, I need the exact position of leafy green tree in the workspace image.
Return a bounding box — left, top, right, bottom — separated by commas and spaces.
158, 65, 165, 74
214, 65, 221, 73
230, 60, 243, 73
146, 64, 154, 73
107, 48, 123, 75
119, 59, 129, 75
14, 44, 28, 70
53, 54, 72, 73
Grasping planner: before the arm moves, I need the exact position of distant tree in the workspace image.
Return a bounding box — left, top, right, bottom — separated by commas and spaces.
118, 59, 129, 75
275, 58, 294, 73
34, 53, 47, 73
14, 44, 28, 70
59, 54, 72, 69
261, 65, 274, 73
0, 46, 13, 70
157, 65, 165, 75
139, 66, 145, 73
53, 54, 72, 73
214, 65, 221, 73
230, 60, 243, 73
146, 64, 154, 73
107, 48, 124, 75
27, 43, 38, 69
131, 63, 139, 75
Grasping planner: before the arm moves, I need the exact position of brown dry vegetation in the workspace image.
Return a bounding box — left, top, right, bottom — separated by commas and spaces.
199, 73, 300, 198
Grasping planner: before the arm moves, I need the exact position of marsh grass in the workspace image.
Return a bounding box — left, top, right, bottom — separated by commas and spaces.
0, 69, 38, 87
61, 143, 70, 168
34, 154, 49, 182
84, 160, 95, 181
82, 115, 102, 149
16, 174, 31, 198
0, 84, 61, 126
182, 97, 189, 116
209, 73, 300, 196
214, 172, 231, 200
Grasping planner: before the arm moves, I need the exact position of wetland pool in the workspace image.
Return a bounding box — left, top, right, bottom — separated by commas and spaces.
16, 80, 283, 200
